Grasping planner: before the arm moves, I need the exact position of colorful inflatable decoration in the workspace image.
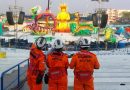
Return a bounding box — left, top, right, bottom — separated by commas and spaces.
34, 36, 54, 43
34, 9, 56, 35
74, 12, 80, 25
70, 12, 96, 36
104, 28, 113, 41
115, 27, 130, 39
0, 22, 3, 36
110, 36, 116, 43
70, 23, 95, 36
56, 4, 70, 32
22, 21, 35, 32
2, 18, 7, 24
22, 25, 32, 32
31, 6, 42, 19
24, 9, 56, 35
0, 17, 7, 35
104, 27, 116, 43
125, 27, 130, 33
115, 27, 125, 35
70, 23, 77, 33
92, 27, 98, 34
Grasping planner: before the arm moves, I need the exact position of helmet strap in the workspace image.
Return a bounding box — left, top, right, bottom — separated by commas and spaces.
54, 48, 63, 52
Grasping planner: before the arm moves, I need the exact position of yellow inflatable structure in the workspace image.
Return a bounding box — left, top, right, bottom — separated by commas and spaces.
104, 28, 113, 41
56, 4, 70, 32
0, 51, 6, 58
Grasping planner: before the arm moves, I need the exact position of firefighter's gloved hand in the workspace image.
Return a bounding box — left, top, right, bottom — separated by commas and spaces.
36, 71, 44, 84
44, 73, 49, 84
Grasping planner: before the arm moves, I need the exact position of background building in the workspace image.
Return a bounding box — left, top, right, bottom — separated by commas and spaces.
106, 8, 130, 24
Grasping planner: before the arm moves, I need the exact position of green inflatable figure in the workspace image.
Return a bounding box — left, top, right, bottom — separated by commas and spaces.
0, 22, 3, 36
31, 6, 42, 19
70, 23, 77, 33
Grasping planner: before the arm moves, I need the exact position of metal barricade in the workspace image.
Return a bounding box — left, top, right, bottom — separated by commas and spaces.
1, 59, 29, 90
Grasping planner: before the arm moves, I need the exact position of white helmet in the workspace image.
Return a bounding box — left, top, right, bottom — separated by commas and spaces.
79, 38, 90, 48
35, 37, 46, 49
53, 39, 64, 49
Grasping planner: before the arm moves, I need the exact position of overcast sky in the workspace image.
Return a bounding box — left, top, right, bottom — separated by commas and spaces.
0, 0, 130, 15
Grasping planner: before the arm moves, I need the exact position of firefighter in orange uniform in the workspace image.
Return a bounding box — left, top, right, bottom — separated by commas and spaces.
46, 39, 69, 90
27, 37, 46, 90
70, 38, 100, 90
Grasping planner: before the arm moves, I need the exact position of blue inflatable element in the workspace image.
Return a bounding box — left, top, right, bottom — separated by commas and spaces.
118, 40, 126, 48
116, 27, 125, 35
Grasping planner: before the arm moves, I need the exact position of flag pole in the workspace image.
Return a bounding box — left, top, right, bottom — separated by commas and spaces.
48, 0, 50, 10
97, 0, 102, 44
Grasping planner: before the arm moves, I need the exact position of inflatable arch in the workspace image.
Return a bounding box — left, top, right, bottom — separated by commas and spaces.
35, 11, 56, 31
25, 10, 57, 35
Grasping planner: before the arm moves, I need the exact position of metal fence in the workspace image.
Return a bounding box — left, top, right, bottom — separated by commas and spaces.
0, 59, 29, 90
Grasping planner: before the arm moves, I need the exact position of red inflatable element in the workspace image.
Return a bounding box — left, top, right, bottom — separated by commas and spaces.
125, 27, 130, 33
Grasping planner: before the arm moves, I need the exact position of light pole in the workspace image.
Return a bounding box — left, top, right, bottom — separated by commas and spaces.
92, 0, 109, 50
9, 0, 22, 46
97, 0, 102, 44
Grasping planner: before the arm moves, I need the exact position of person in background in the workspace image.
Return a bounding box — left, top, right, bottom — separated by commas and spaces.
27, 37, 46, 90
70, 38, 100, 90
46, 39, 69, 90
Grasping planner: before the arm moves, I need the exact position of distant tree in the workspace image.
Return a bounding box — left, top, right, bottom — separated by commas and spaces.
121, 11, 130, 19
113, 12, 130, 24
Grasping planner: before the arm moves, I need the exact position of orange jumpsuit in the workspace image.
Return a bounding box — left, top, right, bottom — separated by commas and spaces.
70, 50, 100, 90
27, 44, 46, 90
46, 51, 69, 90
